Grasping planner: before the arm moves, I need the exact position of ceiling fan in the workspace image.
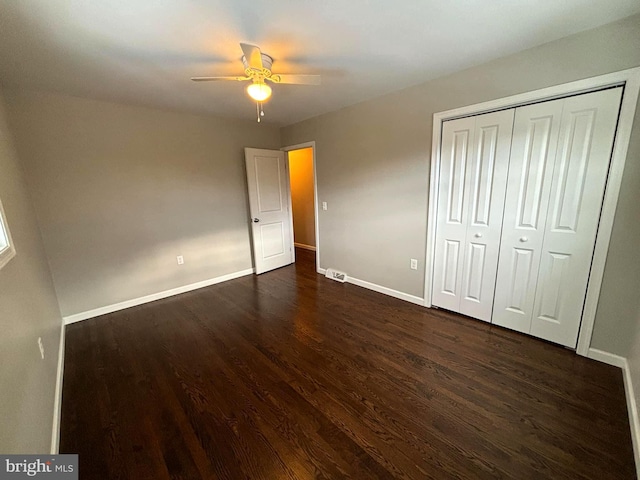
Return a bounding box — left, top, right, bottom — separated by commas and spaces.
191, 43, 321, 122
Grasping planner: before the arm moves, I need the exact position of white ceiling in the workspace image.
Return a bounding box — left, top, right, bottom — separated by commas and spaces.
1, 1, 639, 126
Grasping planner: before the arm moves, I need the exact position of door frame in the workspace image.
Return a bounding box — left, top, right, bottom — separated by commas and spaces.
423, 66, 640, 357
281, 141, 321, 273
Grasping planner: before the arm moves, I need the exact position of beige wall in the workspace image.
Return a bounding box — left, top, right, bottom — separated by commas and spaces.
612, 112, 640, 406
0, 89, 62, 453
281, 14, 640, 356
4, 90, 280, 317
288, 147, 315, 248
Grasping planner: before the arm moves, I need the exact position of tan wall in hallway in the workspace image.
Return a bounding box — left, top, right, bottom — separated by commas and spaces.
288, 148, 315, 248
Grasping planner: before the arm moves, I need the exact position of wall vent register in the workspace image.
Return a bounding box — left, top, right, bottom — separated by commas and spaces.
325, 269, 347, 283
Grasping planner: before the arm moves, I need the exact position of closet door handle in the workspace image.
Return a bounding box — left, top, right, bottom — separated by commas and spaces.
474, 233, 483, 238
519, 236, 528, 242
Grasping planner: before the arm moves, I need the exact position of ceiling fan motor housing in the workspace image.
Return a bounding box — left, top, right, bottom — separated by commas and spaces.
242, 54, 273, 79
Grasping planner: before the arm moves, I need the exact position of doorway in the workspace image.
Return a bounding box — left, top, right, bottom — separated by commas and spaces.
243, 143, 319, 275
283, 142, 320, 273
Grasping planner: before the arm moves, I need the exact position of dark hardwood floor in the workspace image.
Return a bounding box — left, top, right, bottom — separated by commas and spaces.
61, 248, 635, 479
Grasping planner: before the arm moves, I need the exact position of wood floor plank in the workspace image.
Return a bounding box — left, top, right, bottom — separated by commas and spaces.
60, 248, 636, 479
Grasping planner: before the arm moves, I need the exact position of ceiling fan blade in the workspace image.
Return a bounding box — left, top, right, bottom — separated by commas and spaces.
190, 76, 249, 82
269, 74, 321, 85
240, 43, 263, 70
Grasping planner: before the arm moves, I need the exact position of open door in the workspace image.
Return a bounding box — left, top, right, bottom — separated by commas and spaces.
244, 148, 294, 274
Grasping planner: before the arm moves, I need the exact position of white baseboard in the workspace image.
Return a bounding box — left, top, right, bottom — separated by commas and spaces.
347, 276, 425, 306
317, 267, 424, 306
50, 319, 65, 454
587, 347, 627, 368
63, 268, 255, 324
588, 348, 640, 476
294, 242, 316, 252
622, 358, 640, 479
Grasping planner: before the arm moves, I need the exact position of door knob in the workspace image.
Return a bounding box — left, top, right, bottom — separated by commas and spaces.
474, 233, 483, 238
253, 218, 260, 223
519, 236, 528, 242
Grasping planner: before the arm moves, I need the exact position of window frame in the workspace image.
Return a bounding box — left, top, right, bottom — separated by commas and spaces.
0, 198, 16, 270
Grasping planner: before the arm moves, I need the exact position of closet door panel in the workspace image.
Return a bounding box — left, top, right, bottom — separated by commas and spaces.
492, 99, 564, 333
432, 116, 475, 312
531, 87, 623, 347
459, 109, 515, 321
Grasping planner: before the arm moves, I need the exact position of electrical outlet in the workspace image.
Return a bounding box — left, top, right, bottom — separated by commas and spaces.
410, 259, 418, 270
322, 201, 327, 211
38, 337, 45, 360
176, 255, 184, 265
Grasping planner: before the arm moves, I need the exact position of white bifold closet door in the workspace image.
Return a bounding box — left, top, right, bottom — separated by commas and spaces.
432, 109, 514, 321
493, 87, 623, 347
490, 99, 564, 333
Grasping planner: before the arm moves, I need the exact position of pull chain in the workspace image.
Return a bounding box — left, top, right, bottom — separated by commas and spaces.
256, 102, 265, 123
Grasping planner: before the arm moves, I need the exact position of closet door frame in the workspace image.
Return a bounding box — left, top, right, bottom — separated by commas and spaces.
424, 66, 640, 358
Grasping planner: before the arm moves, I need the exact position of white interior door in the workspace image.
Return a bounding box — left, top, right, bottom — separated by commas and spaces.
244, 148, 294, 274
530, 87, 622, 347
432, 116, 475, 312
492, 98, 564, 334
432, 110, 514, 320
458, 109, 514, 321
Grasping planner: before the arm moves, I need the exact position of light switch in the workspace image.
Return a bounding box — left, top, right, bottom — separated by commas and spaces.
322, 202, 327, 211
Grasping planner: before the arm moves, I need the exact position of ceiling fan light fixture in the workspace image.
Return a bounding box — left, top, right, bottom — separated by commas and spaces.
192, 43, 320, 121
246, 82, 272, 102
